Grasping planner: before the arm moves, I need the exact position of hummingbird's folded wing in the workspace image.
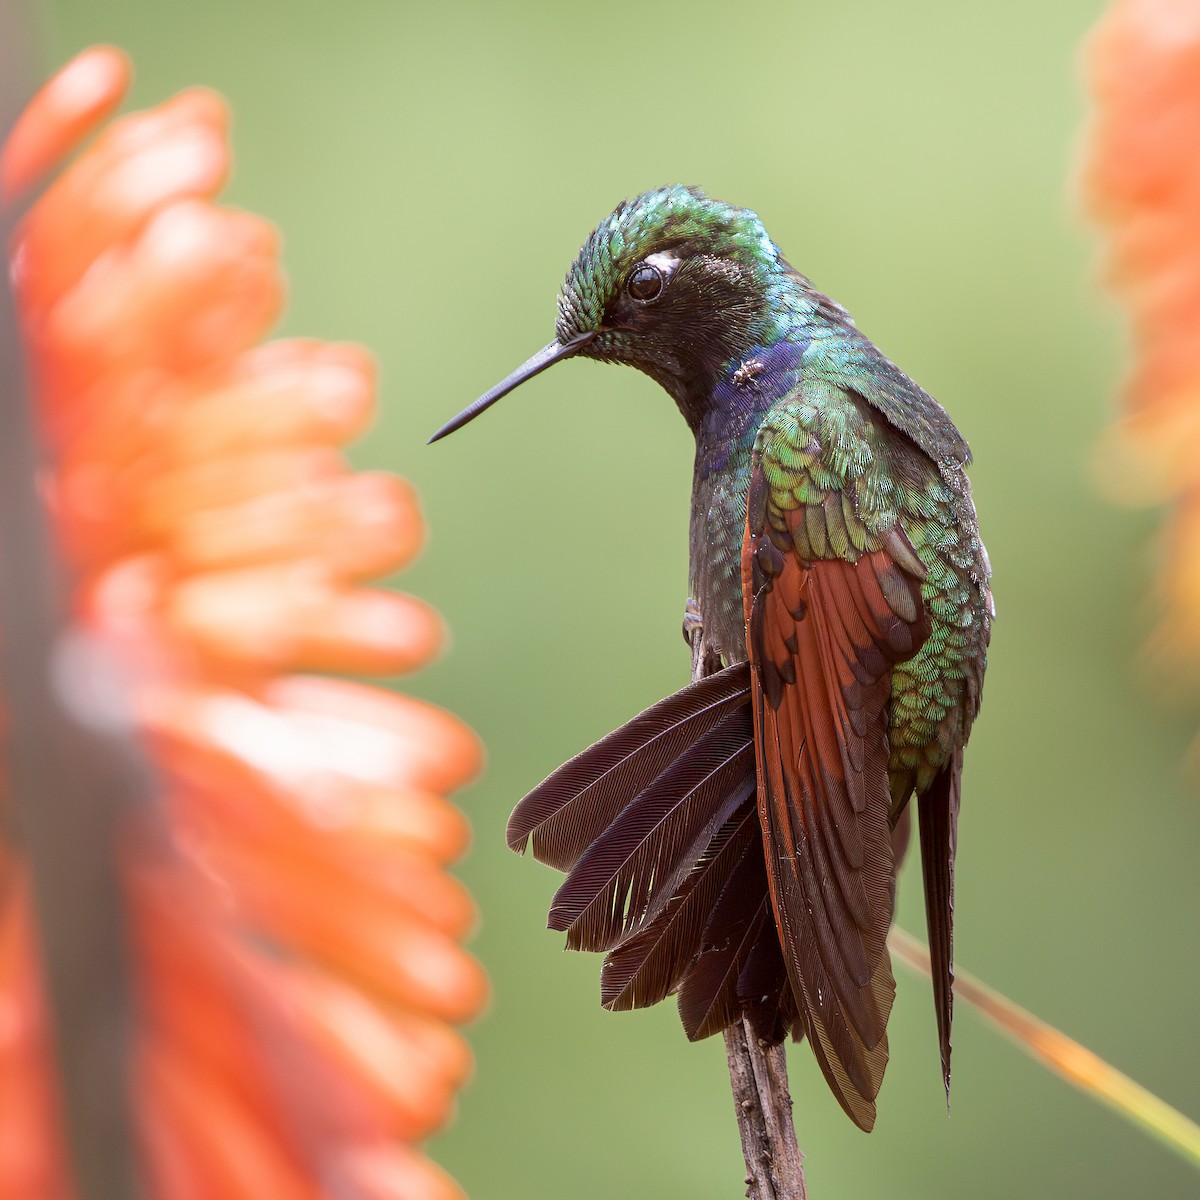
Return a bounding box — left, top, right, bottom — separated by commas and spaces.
743, 396, 931, 1131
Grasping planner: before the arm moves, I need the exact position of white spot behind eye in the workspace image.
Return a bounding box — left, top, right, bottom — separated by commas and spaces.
644, 251, 681, 279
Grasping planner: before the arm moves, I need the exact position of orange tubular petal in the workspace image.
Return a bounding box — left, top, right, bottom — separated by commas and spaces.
229, 850, 489, 1024
158, 341, 377, 461
281, 963, 464, 1140
1086, 3, 1200, 673
135, 449, 345, 539
131, 862, 383, 1178
292, 589, 444, 675
144, 686, 473, 862
379, 1005, 475, 1090
1086, 2, 1200, 427
263, 766, 473, 864
165, 565, 442, 674
1087, 2, 1200, 213
152, 735, 478, 938
140, 1040, 320, 1200
400, 1016, 474, 1091
15, 90, 231, 315
41, 200, 282, 384
35, 328, 371, 505
165, 472, 425, 578
314, 783, 472, 864
48, 380, 231, 523
163, 562, 332, 666
139, 948, 259, 1095
267, 677, 484, 793
0, 45, 132, 203
76, 554, 172, 651
320, 474, 426, 579
337, 1144, 468, 1200
210, 833, 477, 942
128, 860, 268, 1083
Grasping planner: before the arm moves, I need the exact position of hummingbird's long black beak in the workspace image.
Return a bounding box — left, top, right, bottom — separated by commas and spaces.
428, 331, 596, 443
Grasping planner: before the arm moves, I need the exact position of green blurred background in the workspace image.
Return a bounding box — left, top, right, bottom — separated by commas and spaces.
37, 0, 1200, 1196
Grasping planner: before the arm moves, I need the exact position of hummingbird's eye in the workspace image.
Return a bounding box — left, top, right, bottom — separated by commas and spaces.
627, 263, 664, 303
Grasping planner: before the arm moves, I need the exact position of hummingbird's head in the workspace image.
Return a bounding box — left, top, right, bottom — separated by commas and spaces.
431, 187, 807, 443
554, 186, 787, 392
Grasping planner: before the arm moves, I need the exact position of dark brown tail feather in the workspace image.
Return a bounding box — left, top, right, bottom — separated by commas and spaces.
509, 666, 795, 1044
507, 663, 751, 867
548, 710, 755, 951
917, 748, 962, 1103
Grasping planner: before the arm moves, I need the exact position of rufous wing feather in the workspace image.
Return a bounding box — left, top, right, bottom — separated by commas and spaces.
743, 478, 931, 1131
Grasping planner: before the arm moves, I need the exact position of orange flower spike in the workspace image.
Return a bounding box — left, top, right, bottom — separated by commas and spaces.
0, 45, 131, 202
1085, 2, 1200, 672
1086, 1, 1200, 218
5, 46, 487, 1200
1086, 2, 1200, 443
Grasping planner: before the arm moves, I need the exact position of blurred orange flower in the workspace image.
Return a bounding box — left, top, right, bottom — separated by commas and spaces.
1, 45, 486, 1199
1085, 0, 1200, 668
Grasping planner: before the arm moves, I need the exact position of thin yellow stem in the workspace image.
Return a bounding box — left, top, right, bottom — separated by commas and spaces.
889, 926, 1200, 1172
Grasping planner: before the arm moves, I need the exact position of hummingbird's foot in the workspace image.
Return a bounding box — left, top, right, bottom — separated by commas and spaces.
682, 597, 704, 646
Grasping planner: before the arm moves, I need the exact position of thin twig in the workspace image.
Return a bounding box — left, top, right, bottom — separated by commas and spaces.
890, 926, 1200, 1173
689, 625, 807, 1199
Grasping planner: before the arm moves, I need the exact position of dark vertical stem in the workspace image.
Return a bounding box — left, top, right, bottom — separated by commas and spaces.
0, 16, 144, 1197
689, 629, 807, 1199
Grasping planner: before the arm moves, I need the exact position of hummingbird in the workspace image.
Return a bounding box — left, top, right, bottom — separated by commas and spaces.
432, 185, 991, 1131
